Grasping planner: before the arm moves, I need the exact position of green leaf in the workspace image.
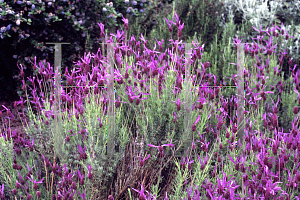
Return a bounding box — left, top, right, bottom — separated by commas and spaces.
274, 19, 281, 24
53, 19, 62, 23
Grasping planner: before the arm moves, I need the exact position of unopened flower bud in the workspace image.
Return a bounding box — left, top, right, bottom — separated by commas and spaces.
139, 160, 144, 167
27, 193, 32, 200
33, 183, 38, 190
204, 62, 210, 68
72, 182, 77, 190
235, 163, 239, 171
80, 179, 84, 185
7, 109, 11, 116
212, 171, 216, 177
293, 106, 299, 114
136, 99, 140, 106
233, 125, 237, 133
214, 152, 218, 158
177, 104, 181, 111
191, 124, 196, 132
188, 163, 192, 171
36, 191, 41, 198
13, 163, 18, 169
219, 143, 223, 150
214, 132, 217, 138
128, 95, 133, 103
16, 182, 21, 189
226, 131, 230, 138
116, 101, 120, 108
12, 189, 17, 195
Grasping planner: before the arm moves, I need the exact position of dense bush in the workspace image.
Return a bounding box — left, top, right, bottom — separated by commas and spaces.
0, 11, 299, 198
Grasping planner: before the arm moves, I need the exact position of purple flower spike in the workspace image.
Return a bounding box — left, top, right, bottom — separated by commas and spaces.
121, 14, 129, 30
77, 169, 85, 185
228, 154, 241, 170
24, 138, 35, 151
140, 33, 148, 46
232, 35, 242, 49
187, 185, 193, 199
130, 35, 136, 46
17, 170, 25, 184
49, 161, 58, 174
277, 22, 294, 41
97, 115, 103, 128
87, 164, 93, 180
177, 22, 184, 38
98, 22, 105, 38
63, 164, 69, 176
14, 96, 27, 110
283, 27, 294, 40
1, 105, 11, 116
41, 154, 50, 167
165, 16, 176, 33
78, 189, 87, 200
26, 163, 35, 173
0, 184, 4, 199
162, 142, 174, 148
197, 153, 208, 170
108, 195, 114, 200
28, 176, 44, 191
110, 29, 125, 43
26, 76, 36, 87
148, 141, 174, 158
26, 191, 32, 200
173, 112, 180, 123
64, 131, 77, 144
191, 115, 201, 132
77, 144, 85, 154
252, 25, 269, 36
155, 38, 164, 52
131, 182, 148, 200
174, 11, 180, 27
171, 98, 184, 111
197, 137, 210, 153
20, 182, 29, 191
138, 154, 150, 167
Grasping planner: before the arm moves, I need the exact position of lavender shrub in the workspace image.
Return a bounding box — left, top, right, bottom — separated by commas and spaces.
0, 11, 299, 200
